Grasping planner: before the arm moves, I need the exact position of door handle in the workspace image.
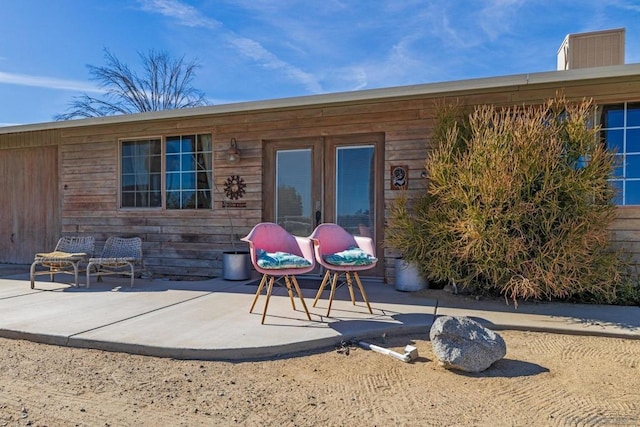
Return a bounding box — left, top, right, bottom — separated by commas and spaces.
315, 210, 321, 227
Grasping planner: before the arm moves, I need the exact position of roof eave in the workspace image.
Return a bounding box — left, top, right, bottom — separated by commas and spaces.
2, 63, 639, 135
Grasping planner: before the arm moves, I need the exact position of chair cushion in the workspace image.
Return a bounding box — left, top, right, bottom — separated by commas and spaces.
256, 250, 312, 269
35, 251, 87, 260
323, 247, 377, 266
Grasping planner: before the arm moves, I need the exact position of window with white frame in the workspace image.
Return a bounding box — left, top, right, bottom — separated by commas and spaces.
120, 134, 212, 209
121, 138, 162, 208
600, 102, 640, 205
165, 134, 213, 209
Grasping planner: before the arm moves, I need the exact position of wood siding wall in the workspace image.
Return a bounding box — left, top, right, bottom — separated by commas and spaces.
0, 131, 61, 263
1, 75, 639, 281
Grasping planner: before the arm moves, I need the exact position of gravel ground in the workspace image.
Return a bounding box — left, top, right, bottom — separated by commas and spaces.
0, 330, 639, 426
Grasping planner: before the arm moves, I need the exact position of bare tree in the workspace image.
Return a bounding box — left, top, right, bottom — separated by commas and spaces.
55, 49, 208, 120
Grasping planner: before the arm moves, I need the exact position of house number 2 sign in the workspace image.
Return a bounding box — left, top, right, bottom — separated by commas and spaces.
390, 165, 408, 190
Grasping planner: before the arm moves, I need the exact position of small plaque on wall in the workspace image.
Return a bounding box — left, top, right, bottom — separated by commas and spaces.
390, 165, 408, 190
222, 201, 247, 208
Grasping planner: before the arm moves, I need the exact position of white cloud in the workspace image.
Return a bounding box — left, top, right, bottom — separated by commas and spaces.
614, 0, 640, 12
315, 66, 368, 93
225, 35, 323, 93
478, 0, 525, 41
342, 67, 368, 91
0, 71, 103, 93
137, 0, 220, 28
423, 4, 481, 50
138, 0, 324, 93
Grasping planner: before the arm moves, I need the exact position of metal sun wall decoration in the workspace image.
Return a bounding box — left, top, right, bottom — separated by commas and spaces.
224, 175, 246, 200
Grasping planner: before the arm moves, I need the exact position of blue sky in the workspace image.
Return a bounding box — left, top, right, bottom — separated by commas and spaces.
1, 0, 639, 127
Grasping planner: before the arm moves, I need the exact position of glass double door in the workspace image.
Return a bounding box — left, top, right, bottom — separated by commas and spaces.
264, 134, 384, 276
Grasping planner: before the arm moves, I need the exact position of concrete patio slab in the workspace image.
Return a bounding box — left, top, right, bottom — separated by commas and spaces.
0, 274, 436, 360
0, 268, 638, 361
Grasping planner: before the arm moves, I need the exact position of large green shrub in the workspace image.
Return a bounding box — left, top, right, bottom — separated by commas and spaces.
387, 97, 635, 303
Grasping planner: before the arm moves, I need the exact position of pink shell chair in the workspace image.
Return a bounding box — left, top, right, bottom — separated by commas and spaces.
309, 223, 376, 317
241, 223, 315, 324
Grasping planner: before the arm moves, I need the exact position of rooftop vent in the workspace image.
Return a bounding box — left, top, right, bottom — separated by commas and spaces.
557, 28, 625, 70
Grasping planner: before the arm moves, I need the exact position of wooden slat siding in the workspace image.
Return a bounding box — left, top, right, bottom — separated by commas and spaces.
61, 163, 116, 175
385, 124, 435, 138
322, 98, 435, 117
0, 129, 61, 150
510, 82, 640, 103
57, 133, 261, 277
247, 110, 422, 133
63, 221, 260, 234
60, 139, 117, 216
205, 107, 324, 126
2, 74, 640, 279
147, 247, 219, 260
608, 218, 640, 230
383, 129, 430, 283
611, 243, 640, 267
0, 130, 63, 262
57, 109, 327, 139
386, 148, 427, 161
615, 207, 640, 219
0, 145, 60, 263
63, 186, 114, 197
610, 206, 640, 267
611, 241, 640, 253
610, 230, 640, 242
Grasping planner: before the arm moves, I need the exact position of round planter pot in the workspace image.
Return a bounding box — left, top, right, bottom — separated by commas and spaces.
395, 258, 428, 292
222, 251, 251, 281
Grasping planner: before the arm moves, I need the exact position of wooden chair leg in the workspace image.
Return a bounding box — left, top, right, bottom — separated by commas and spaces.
261, 276, 276, 324
353, 272, 373, 314
250, 274, 268, 313
345, 272, 356, 305
290, 276, 311, 321
284, 276, 296, 310
326, 272, 339, 317
313, 270, 331, 307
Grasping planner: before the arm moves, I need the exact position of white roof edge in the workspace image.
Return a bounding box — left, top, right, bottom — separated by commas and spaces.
2, 63, 640, 135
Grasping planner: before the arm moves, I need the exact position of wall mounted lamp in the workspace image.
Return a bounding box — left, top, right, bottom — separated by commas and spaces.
228, 138, 241, 163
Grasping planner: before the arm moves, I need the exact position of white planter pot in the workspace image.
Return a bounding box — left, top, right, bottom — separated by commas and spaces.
395, 258, 428, 292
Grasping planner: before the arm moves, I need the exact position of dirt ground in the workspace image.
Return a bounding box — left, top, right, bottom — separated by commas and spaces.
0, 330, 639, 427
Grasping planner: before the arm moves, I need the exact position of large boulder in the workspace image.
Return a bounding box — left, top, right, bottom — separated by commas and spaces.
430, 316, 506, 373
